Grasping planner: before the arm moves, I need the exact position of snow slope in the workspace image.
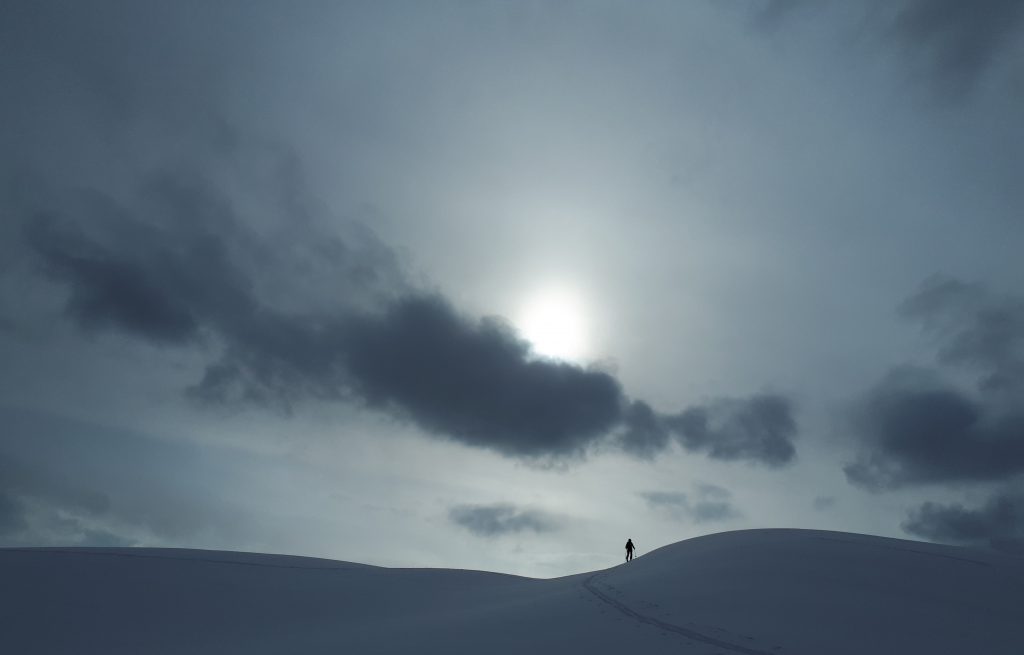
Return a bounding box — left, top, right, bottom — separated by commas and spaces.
2, 529, 1022, 654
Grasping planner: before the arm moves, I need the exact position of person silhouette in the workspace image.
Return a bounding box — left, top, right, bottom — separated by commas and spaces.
625, 538, 635, 562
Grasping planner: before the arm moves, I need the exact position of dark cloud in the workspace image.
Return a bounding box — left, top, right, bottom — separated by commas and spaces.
900, 276, 1024, 392
664, 394, 797, 467
2, 0, 805, 466
845, 367, 1024, 489
847, 278, 1024, 490
25, 199, 218, 344
890, 0, 1024, 95
15, 169, 799, 464
448, 503, 559, 538
19, 173, 624, 458
341, 296, 624, 458
618, 395, 798, 467
902, 489, 1024, 554
757, 1, 1024, 97
617, 401, 671, 460
640, 484, 740, 523
20, 169, 401, 408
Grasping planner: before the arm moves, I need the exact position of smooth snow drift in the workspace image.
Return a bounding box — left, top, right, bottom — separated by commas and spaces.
3, 529, 1021, 654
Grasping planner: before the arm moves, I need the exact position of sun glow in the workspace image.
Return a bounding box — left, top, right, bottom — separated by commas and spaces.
515, 287, 590, 363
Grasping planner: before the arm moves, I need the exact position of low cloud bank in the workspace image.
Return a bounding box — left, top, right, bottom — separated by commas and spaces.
640, 483, 741, 523
448, 503, 560, 538
903, 491, 1024, 554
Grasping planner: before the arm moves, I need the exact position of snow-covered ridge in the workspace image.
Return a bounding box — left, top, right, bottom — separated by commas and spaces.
3, 529, 1021, 654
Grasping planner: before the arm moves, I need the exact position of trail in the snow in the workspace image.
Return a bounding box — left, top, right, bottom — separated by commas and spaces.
583, 572, 779, 655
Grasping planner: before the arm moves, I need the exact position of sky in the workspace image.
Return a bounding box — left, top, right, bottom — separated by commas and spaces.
1, 0, 1022, 577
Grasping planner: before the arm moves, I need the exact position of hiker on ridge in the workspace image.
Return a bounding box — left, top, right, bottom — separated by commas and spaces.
625, 538, 635, 562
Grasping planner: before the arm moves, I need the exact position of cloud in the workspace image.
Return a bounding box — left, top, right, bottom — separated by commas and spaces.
12, 509, 138, 548
813, 495, 837, 511
3, 1, 803, 467
846, 278, 1024, 490
16, 170, 799, 464
0, 406, 252, 547
0, 492, 27, 536
845, 367, 1024, 489
640, 483, 741, 523
25, 195, 224, 344
890, 0, 1024, 96
693, 482, 732, 500
749, 0, 817, 31
20, 175, 624, 458
641, 491, 690, 509
664, 394, 797, 467
448, 503, 560, 538
618, 395, 798, 467
755, 1, 1024, 97
617, 401, 671, 459
902, 490, 1024, 554
900, 276, 1024, 393
338, 296, 624, 458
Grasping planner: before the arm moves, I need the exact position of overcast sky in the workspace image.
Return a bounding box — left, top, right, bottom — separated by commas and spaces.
1, 0, 1022, 576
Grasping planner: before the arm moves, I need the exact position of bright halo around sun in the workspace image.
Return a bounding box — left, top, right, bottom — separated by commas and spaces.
515, 287, 590, 363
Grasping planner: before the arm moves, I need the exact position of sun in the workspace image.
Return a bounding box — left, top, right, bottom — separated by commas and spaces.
515, 287, 590, 363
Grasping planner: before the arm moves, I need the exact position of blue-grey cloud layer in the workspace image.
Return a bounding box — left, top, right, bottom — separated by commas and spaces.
771, 0, 1024, 96
448, 503, 559, 538
847, 279, 1024, 489
848, 278, 1024, 552
622, 396, 797, 466
903, 491, 1024, 554
16, 170, 798, 464
0, 407, 250, 547
640, 484, 740, 524
891, 0, 1024, 95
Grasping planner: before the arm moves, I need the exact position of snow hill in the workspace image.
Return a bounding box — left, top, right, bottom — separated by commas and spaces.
3, 529, 1021, 654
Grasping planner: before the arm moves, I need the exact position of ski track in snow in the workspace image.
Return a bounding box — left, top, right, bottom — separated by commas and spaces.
583, 572, 779, 655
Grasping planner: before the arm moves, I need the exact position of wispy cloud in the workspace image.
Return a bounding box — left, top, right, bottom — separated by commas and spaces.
448, 503, 561, 538
640, 483, 741, 523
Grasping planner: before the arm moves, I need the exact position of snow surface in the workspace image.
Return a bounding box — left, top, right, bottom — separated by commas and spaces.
2, 529, 1022, 654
